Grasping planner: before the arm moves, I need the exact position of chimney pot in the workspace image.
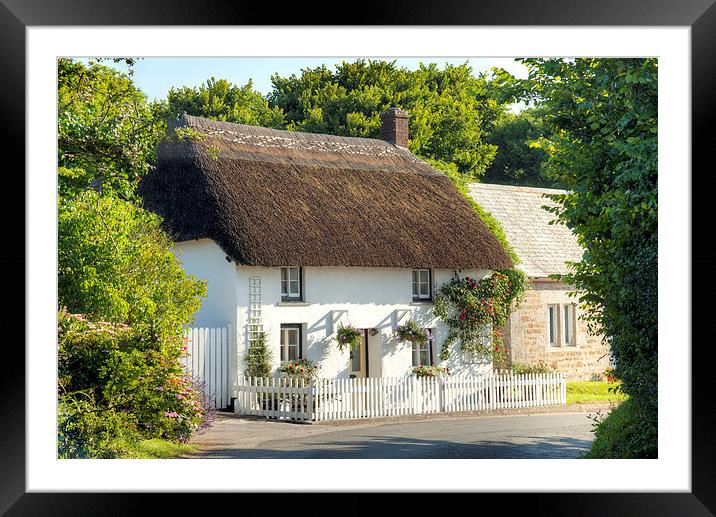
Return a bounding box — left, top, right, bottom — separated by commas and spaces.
380, 107, 409, 148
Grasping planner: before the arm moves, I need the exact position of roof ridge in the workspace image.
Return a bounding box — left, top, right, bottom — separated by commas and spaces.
468, 182, 569, 195
181, 113, 399, 148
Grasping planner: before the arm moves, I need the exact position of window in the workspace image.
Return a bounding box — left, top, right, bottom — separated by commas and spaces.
280, 324, 302, 361
412, 269, 432, 301
564, 304, 576, 346
280, 267, 302, 301
548, 305, 559, 347
412, 329, 433, 366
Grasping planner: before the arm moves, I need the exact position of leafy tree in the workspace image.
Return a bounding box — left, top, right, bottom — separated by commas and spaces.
58, 191, 206, 343
57, 59, 210, 455
510, 58, 658, 457
483, 109, 554, 187
269, 60, 505, 178
161, 77, 286, 128
58, 58, 165, 201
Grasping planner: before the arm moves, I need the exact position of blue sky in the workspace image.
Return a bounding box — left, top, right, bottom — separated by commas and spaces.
96, 57, 528, 102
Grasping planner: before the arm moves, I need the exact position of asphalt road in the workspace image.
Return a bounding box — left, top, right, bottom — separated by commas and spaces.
188, 412, 595, 459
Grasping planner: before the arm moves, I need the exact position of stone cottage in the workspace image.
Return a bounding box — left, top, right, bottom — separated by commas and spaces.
468, 183, 610, 380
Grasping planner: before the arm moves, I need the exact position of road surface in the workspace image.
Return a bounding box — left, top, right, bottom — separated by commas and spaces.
187, 412, 595, 459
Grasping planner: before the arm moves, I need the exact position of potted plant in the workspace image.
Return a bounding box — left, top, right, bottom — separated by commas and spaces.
335, 323, 361, 352
395, 319, 429, 344
278, 358, 320, 383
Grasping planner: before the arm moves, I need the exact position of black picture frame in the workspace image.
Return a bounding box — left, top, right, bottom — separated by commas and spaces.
4, 0, 713, 514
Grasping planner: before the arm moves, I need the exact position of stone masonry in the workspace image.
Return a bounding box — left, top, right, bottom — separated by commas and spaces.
501, 280, 610, 381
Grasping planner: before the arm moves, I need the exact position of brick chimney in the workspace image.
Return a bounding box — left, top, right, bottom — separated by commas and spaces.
380, 107, 409, 148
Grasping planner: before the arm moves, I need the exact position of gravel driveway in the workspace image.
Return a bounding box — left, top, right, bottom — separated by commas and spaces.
185, 411, 597, 459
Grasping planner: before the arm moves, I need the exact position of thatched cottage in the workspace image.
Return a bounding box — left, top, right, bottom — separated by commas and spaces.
139, 111, 512, 389
467, 183, 610, 380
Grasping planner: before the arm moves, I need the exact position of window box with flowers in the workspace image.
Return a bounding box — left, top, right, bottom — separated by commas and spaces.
412, 365, 451, 378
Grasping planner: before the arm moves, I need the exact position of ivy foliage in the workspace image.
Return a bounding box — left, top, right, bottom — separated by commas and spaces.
506, 58, 658, 457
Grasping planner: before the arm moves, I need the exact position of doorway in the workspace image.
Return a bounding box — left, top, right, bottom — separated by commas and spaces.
349, 329, 370, 378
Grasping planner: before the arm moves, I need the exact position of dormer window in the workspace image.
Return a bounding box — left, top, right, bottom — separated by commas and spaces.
281, 267, 302, 301
412, 269, 432, 301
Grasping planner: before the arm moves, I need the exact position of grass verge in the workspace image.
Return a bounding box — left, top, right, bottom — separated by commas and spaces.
567, 381, 627, 405
117, 438, 198, 459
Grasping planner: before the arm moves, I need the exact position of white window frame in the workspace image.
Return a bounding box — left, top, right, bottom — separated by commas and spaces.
548, 305, 560, 347
563, 303, 576, 346
280, 324, 302, 361
412, 269, 432, 301
412, 329, 433, 367
280, 267, 302, 301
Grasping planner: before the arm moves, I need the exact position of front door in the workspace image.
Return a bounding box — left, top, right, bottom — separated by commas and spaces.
350, 329, 369, 378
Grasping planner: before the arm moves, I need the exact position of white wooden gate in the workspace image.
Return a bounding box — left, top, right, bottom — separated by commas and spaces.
183, 326, 231, 409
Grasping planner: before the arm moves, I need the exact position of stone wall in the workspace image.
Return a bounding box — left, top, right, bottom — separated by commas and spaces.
502, 279, 610, 381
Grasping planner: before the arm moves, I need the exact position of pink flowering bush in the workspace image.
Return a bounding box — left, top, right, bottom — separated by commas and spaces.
58, 309, 211, 457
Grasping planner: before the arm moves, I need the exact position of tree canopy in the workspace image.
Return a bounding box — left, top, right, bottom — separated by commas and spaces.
509, 58, 658, 457
482, 109, 554, 188
268, 60, 505, 178
161, 77, 285, 128
57, 58, 166, 201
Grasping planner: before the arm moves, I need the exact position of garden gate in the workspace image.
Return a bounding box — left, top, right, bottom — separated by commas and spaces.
183, 326, 231, 409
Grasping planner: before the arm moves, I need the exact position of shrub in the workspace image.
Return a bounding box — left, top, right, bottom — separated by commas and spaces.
584, 398, 657, 458
433, 272, 526, 361
245, 332, 273, 379
58, 395, 138, 459
58, 310, 209, 457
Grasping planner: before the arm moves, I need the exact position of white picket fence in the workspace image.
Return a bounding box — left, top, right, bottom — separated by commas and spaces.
183, 326, 231, 409
235, 372, 566, 422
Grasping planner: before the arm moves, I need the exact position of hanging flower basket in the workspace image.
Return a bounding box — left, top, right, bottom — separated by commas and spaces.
335, 323, 361, 352
395, 320, 429, 345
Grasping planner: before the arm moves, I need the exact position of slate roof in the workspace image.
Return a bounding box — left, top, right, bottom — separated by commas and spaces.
467, 183, 584, 278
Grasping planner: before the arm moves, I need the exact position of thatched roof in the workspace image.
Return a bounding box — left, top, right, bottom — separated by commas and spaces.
467, 183, 584, 278
138, 114, 512, 269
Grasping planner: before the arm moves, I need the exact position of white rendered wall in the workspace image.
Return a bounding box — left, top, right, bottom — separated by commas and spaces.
172, 239, 237, 329
235, 265, 494, 379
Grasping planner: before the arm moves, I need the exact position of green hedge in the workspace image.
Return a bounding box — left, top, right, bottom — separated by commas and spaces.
585, 398, 657, 458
